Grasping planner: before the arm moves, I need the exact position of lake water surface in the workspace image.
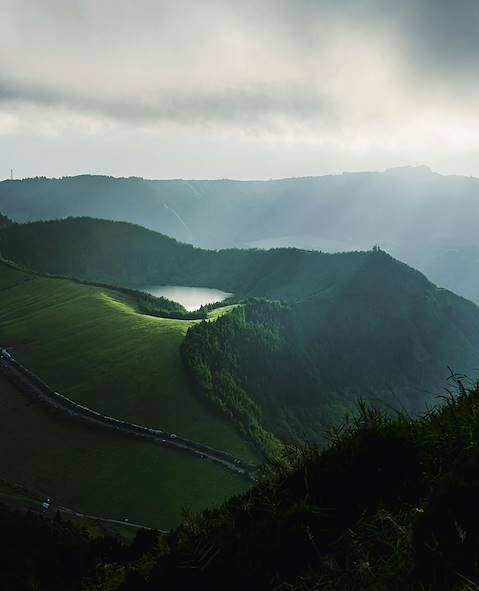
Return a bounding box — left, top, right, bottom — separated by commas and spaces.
141, 285, 232, 311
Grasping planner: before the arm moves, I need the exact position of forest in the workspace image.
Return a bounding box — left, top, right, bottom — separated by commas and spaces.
0, 216, 378, 298
182, 249, 479, 454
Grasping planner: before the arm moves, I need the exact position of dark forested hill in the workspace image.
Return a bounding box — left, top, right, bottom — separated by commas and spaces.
3, 168, 479, 301
0, 216, 374, 298
182, 250, 479, 451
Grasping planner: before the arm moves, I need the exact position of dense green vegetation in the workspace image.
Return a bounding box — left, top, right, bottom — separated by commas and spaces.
7, 380, 479, 590
3, 218, 479, 454
134, 291, 207, 319
0, 216, 377, 299
182, 249, 479, 452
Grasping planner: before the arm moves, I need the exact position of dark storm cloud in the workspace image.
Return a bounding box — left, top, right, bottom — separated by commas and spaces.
0, 80, 333, 127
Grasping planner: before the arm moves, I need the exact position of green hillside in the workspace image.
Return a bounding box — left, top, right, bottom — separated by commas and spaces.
0, 260, 258, 527
0, 260, 256, 461
0, 374, 249, 530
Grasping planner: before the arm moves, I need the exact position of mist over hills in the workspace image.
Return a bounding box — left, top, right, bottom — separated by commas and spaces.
1, 166, 479, 302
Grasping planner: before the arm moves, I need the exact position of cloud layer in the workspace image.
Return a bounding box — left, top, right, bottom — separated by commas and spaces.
1, 0, 478, 178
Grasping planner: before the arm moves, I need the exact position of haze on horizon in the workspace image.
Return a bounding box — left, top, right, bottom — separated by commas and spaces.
1, 0, 478, 180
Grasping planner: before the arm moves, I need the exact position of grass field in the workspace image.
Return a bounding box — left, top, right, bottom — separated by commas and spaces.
0, 262, 257, 463
0, 374, 250, 530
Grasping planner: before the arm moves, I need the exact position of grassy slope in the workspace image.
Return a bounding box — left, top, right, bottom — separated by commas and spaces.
0, 374, 249, 530
0, 262, 257, 463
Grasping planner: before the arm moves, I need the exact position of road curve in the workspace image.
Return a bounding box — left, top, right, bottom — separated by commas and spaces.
57, 505, 163, 532
0, 349, 258, 481
0, 489, 162, 532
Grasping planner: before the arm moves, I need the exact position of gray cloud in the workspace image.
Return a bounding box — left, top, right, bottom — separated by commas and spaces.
2, 0, 477, 124
0, 0, 478, 178
0, 80, 334, 127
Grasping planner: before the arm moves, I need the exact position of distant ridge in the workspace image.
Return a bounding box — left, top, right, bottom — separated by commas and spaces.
2, 168, 479, 302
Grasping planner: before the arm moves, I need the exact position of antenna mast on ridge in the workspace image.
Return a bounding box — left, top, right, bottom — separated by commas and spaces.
10, 169, 13, 180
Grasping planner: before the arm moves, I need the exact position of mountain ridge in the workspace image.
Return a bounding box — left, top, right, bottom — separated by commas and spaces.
2, 167, 479, 302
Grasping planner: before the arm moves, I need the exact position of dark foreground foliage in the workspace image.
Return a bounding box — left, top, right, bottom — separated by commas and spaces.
87, 383, 479, 591
7, 382, 479, 590
0, 505, 159, 591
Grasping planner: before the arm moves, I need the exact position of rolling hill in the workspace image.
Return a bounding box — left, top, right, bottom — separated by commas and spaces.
0, 260, 256, 457
0, 260, 257, 528
0, 216, 391, 300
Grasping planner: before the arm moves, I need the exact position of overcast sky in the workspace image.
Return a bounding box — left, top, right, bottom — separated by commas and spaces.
1, 0, 478, 179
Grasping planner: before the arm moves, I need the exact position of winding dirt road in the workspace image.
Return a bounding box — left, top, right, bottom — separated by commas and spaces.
0, 349, 258, 481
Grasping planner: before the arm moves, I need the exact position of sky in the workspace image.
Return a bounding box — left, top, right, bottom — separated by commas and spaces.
1, 0, 479, 180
